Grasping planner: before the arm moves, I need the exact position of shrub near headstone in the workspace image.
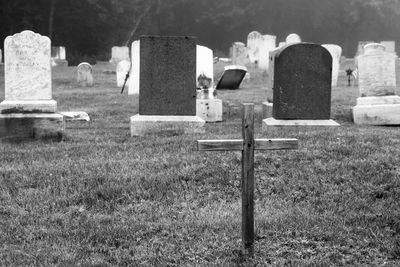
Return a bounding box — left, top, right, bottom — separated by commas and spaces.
263, 43, 339, 128
0, 30, 65, 140
352, 43, 400, 125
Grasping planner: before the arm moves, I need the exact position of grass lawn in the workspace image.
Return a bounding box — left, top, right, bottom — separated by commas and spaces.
1, 60, 400, 266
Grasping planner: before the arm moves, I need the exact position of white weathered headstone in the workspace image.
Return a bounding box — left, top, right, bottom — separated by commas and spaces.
51, 46, 68, 66
116, 60, 131, 87
231, 42, 248, 66
128, 40, 140, 95
77, 62, 94, 87
0, 49, 2, 64
247, 31, 263, 64
258, 34, 276, 70
353, 43, 400, 125
285, 33, 301, 44
278, 42, 286, 48
196, 45, 214, 88
196, 45, 222, 122
110, 46, 129, 64
1, 30, 55, 112
0, 30, 64, 139
322, 44, 342, 87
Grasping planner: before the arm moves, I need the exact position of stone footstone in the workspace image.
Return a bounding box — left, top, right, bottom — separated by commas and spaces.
196, 99, 223, 122
130, 115, 205, 136
0, 113, 65, 140
0, 100, 57, 113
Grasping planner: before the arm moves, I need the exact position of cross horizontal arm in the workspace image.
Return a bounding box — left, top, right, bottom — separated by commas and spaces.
197, 138, 299, 151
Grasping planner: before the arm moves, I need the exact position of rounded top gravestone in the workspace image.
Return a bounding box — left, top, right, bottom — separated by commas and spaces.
272, 43, 332, 119
285, 33, 301, 44
364, 43, 386, 55
247, 31, 263, 64
4, 30, 52, 101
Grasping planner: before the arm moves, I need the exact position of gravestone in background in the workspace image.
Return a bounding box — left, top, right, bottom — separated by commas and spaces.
262, 43, 339, 129
110, 46, 129, 64
51, 46, 68, 66
246, 31, 263, 65
128, 40, 140, 95
130, 36, 204, 136
380, 41, 396, 55
77, 62, 94, 87
231, 42, 248, 66
322, 44, 342, 87
353, 43, 400, 125
196, 45, 222, 122
116, 60, 131, 87
258, 34, 276, 70
0, 49, 2, 64
285, 33, 301, 44
0, 30, 64, 140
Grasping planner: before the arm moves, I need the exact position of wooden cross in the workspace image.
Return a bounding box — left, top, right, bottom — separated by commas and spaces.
197, 103, 299, 256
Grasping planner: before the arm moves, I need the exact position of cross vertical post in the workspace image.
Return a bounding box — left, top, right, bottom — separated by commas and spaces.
197, 103, 299, 257
242, 103, 255, 256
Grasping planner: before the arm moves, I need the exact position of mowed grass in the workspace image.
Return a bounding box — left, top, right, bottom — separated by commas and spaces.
1, 60, 400, 266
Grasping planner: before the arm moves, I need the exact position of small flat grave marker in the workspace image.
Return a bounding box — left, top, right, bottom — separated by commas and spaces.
197, 103, 299, 256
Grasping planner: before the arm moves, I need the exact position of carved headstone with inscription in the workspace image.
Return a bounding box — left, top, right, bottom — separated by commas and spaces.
0, 30, 64, 140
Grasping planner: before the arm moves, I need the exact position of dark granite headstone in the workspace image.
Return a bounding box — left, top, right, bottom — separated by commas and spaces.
216, 65, 247, 89
139, 36, 196, 116
272, 43, 332, 119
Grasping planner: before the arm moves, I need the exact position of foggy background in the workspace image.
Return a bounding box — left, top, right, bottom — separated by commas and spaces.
0, 0, 399, 64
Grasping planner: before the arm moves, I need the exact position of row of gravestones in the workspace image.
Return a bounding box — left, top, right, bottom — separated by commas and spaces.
0, 31, 398, 140
230, 31, 344, 88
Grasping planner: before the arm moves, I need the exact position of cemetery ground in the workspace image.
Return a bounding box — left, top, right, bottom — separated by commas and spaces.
1, 61, 400, 266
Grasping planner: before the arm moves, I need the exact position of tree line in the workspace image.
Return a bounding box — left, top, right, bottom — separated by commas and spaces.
0, 0, 399, 65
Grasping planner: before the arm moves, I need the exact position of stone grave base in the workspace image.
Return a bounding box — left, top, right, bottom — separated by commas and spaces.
353, 96, 400, 125
130, 115, 205, 136
196, 99, 223, 122
0, 113, 65, 140
0, 100, 57, 113
262, 118, 339, 131
262, 102, 273, 119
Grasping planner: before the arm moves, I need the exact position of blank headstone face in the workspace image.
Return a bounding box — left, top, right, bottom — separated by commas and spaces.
139, 36, 196, 116
247, 31, 263, 64
4, 30, 52, 101
231, 42, 247, 65
322, 44, 342, 87
196, 45, 214, 87
358, 43, 396, 97
111, 46, 129, 64
285, 33, 301, 44
128, 40, 140, 95
0, 49, 2, 63
272, 43, 332, 119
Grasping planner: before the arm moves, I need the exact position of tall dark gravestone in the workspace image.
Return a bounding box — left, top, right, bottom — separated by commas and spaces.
272, 43, 332, 119
130, 36, 205, 136
263, 43, 339, 130
139, 36, 197, 116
